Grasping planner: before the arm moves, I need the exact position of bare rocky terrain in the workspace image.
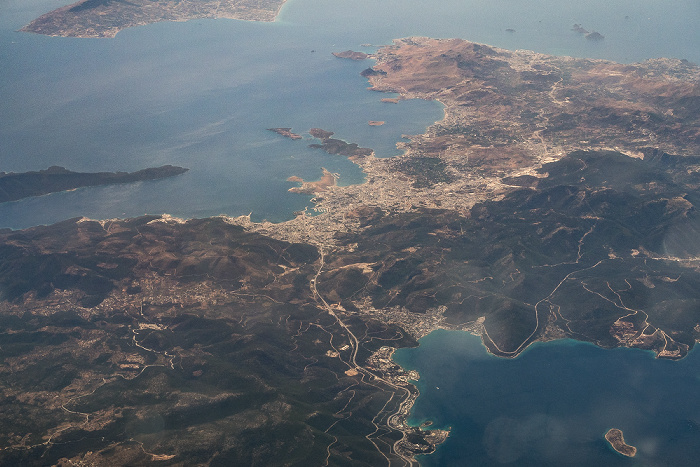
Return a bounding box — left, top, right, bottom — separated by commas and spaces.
2, 37, 700, 464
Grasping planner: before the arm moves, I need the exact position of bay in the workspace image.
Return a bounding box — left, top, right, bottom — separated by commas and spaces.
1, 0, 699, 228
393, 329, 700, 466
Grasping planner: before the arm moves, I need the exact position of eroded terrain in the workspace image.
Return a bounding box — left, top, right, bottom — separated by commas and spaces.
0, 217, 433, 465
2, 38, 700, 464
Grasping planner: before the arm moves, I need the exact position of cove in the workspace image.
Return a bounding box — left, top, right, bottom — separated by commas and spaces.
393, 329, 700, 466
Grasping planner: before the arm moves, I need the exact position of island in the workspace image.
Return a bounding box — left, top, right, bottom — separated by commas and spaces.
268, 127, 302, 140
572, 24, 604, 41
572, 23, 589, 34
332, 50, 370, 60
308, 128, 373, 159
1, 37, 699, 465
0, 165, 188, 203
605, 428, 637, 457
21, 0, 289, 38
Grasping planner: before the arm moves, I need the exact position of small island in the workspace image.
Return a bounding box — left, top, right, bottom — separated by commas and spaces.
572, 24, 589, 34
572, 24, 604, 41
333, 50, 370, 60
0, 165, 188, 203
605, 428, 637, 457
309, 128, 373, 159
268, 127, 302, 140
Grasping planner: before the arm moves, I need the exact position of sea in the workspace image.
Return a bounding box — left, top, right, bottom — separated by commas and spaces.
1, 0, 700, 464
394, 330, 700, 466
1, 0, 699, 228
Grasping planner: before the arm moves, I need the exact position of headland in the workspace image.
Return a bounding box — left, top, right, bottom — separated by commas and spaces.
0, 165, 188, 203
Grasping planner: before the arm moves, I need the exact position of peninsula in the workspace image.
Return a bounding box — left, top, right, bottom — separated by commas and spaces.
287, 167, 337, 194
262, 39, 700, 360
0, 165, 188, 203
1, 37, 700, 465
21, 0, 288, 38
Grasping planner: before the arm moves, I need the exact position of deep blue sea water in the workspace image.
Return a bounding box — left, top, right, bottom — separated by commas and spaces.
1, 2, 700, 464
394, 330, 700, 466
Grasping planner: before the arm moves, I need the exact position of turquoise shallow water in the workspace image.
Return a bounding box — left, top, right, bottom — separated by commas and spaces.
394, 330, 700, 466
1, 0, 699, 227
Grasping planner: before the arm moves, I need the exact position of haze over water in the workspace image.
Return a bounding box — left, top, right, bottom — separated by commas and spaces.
1, 0, 698, 228
394, 330, 700, 466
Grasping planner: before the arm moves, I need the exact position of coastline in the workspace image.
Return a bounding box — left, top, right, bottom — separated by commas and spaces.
20, 0, 290, 38
287, 167, 338, 194
390, 329, 700, 465
605, 428, 637, 457
367, 345, 450, 461
198, 43, 700, 464
2, 7, 696, 460
239, 36, 699, 362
